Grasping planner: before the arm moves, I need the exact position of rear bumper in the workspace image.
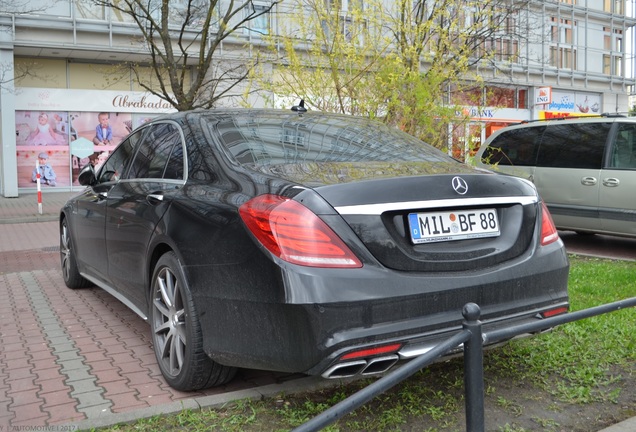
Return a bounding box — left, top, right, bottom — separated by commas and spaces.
190, 240, 569, 376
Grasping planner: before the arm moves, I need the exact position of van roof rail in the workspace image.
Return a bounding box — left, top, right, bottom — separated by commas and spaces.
600, 112, 628, 117
517, 112, 629, 124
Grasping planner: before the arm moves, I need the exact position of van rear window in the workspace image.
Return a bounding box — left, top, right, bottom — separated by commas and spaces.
481, 126, 544, 166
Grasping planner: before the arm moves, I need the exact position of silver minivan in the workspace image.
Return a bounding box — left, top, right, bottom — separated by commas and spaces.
474, 116, 636, 238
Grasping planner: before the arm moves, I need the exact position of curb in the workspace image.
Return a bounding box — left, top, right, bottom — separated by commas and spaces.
62, 376, 344, 430
0, 215, 59, 224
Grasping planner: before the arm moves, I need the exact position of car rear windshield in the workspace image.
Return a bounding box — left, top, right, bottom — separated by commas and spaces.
203, 111, 454, 165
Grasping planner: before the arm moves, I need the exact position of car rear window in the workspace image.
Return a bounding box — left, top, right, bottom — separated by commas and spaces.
202, 111, 454, 165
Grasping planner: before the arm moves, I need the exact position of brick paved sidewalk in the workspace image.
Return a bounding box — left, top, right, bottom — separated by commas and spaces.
1, 265, 304, 429
0, 191, 78, 224
0, 192, 314, 430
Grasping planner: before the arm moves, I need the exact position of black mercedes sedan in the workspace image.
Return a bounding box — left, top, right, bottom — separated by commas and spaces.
60, 107, 569, 391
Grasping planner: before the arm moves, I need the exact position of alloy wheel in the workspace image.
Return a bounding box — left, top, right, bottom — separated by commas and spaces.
60, 222, 72, 281
152, 266, 187, 378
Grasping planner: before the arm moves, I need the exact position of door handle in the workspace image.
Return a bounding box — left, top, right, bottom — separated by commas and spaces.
147, 193, 164, 204
580, 176, 597, 186
602, 178, 620, 187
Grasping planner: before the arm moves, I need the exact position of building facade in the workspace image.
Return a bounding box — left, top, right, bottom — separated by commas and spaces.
1, 0, 635, 196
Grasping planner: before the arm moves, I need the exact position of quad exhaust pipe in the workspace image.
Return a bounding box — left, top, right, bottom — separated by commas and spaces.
321, 355, 400, 379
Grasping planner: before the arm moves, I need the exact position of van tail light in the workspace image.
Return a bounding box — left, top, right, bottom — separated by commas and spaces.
541, 306, 569, 318
540, 201, 559, 246
239, 194, 363, 268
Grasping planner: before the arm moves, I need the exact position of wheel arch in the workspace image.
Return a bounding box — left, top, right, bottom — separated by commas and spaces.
148, 242, 174, 288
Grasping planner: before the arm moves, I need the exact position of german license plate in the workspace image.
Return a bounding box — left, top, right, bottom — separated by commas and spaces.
408, 208, 500, 244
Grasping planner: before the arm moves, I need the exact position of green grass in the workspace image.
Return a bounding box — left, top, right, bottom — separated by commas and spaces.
98, 256, 635, 432
489, 257, 635, 402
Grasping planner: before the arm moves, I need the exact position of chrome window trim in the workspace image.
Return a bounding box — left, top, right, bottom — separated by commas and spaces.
125, 119, 188, 183
335, 196, 537, 215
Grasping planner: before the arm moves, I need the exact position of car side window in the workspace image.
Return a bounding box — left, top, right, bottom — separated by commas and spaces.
480, 126, 543, 166
127, 123, 183, 180
97, 130, 141, 183
163, 139, 184, 180
609, 124, 636, 169
537, 123, 610, 169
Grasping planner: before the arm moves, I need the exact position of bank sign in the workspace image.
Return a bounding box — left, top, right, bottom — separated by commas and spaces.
535, 87, 552, 105
15, 88, 176, 114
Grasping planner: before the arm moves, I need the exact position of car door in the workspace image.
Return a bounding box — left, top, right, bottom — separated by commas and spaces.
71, 132, 140, 283
600, 123, 636, 236
533, 122, 611, 233
105, 121, 186, 313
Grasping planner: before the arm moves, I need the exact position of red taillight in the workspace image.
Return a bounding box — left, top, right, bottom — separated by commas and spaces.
341, 343, 403, 360
239, 194, 363, 268
541, 306, 569, 318
540, 201, 559, 246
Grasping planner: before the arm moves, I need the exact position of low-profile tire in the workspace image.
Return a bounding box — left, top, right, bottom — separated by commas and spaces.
60, 217, 92, 289
150, 251, 237, 391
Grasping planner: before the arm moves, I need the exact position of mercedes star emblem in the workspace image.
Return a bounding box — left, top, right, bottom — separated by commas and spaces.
451, 176, 468, 195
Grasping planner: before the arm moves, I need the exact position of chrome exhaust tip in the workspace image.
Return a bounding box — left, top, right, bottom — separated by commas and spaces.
322, 360, 367, 379
321, 355, 400, 379
361, 355, 399, 375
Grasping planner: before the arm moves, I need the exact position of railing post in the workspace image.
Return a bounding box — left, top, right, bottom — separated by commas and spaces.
463, 302, 485, 432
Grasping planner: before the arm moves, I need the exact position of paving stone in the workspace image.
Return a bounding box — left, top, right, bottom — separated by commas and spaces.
65, 369, 95, 384
41, 389, 75, 408
38, 377, 73, 395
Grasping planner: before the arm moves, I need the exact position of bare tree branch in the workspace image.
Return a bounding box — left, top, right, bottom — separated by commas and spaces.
95, 0, 281, 110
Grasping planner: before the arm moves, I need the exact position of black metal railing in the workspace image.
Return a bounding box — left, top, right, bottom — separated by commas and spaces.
292, 297, 636, 432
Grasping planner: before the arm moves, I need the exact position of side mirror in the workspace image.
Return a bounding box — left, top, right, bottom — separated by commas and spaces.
78, 163, 96, 186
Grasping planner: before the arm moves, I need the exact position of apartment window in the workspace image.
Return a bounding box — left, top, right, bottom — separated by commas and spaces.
504, 16, 516, 33
604, 0, 625, 13
614, 0, 624, 14
321, 0, 366, 44
245, 3, 270, 36
325, 0, 363, 12
551, 18, 576, 44
604, 55, 611, 74
168, 0, 212, 28
604, 27, 624, 51
550, 47, 577, 69
602, 26, 624, 76
603, 54, 624, 76
479, 38, 519, 63
614, 56, 623, 76
75, 0, 106, 20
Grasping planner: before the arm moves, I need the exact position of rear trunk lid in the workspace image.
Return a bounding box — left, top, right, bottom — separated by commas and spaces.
248, 161, 540, 272
313, 170, 539, 272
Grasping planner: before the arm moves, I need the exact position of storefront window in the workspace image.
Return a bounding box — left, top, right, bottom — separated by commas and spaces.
486, 87, 516, 108
450, 123, 484, 162
14, 110, 156, 189
450, 86, 483, 106
451, 86, 527, 109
